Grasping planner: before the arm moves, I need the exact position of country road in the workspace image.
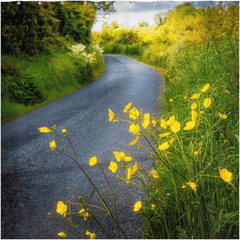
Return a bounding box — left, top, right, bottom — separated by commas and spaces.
1, 55, 164, 239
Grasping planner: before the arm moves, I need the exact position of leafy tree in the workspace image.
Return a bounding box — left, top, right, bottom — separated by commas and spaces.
138, 21, 149, 27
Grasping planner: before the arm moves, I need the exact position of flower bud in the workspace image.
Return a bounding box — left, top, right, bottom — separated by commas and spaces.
48, 212, 52, 216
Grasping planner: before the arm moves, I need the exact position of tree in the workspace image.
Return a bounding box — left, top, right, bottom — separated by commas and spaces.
110, 21, 119, 29
138, 21, 149, 27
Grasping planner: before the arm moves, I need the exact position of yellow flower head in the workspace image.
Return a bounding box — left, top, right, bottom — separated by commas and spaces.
78, 208, 90, 221
109, 161, 118, 173
200, 111, 204, 115
201, 83, 210, 93
127, 162, 138, 180
142, 113, 150, 129
151, 204, 156, 210
186, 182, 197, 192
169, 98, 173, 103
50, 140, 56, 151
194, 151, 199, 156
167, 115, 175, 126
158, 141, 170, 150
152, 114, 157, 127
150, 170, 159, 178
133, 201, 142, 212
38, 127, 51, 133
191, 110, 198, 121
183, 121, 196, 131
124, 156, 133, 162
190, 93, 201, 100
191, 103, 197, 110
62, 129, 67, 134
123, 102, 132, 113
113, 151, 125, 162
56, 201, 67, 217
129, 107, 139, 120
86, 230, 96, 239
160, 119, 168, 129
203, 98, 211, 108
170, 120, 181, 133
108, 109, 114, 122
58, 232, 67, 238
89, 156, 97, 166
182, 185, 186, 189
159, 132, 171, 137
129, 135, 139, 145
219, 169, 232, 182
129, 122, 140, 135
218, 113, 227, 119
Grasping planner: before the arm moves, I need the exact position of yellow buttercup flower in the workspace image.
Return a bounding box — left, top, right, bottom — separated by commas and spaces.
218, 113, 227, 119
150, 170, 159, 178
124, 156, 133, 162
129, 135, 139, 145
186, 182, 197, 192
182, 185, 186, 189
129, 122, 140, 135
158, 141, 170, 150
109, 161, 118, 173
183, 121, 196, 130
200, 111, 204, 115
203, 98, 211, 108
191, 110, 198, 121
170, 120, 181, 133
219, 169, 232, 182
123, 102, 132, 113
62, 129, 67, 134
127, 162, 138, 180
58, 232, 67, 238
133, 201, 142, 212
78, 208, 90, 221
167, 115, 175, 126
169, 98, 173, 103
86, 230, 97, 239
159, 132, 171, 137
190, 93, 201, 100
113, 151, 125, 162
191, 103, 197, 110
50, 140, 56, 151
160, 119, 168, 129
38, 127, 51, 133
56, 201, 67, 217
142, 113, 150, 129
108, 109, 114, 122
129, 107, 139, 120
201, 83, 210, 93
151, 204, 156, 210
152, 114, 157, 127
194, 151, 199, 155
89, 156, 97, 166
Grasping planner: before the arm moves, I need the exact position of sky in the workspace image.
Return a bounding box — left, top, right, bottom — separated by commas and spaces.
92, 1, 213, 32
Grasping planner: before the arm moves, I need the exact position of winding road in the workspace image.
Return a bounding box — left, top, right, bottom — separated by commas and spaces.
1, 55, 164, 239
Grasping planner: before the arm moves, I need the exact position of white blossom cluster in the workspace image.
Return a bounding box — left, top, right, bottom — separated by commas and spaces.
93, 44, 104, 54
70, 44, 86, 54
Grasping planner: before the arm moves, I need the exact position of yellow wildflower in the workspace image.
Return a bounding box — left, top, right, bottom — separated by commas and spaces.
160, 119, 168, 129
168, 138, 175, 144
129, 122, 140, 135
169, 98, 173, 103
201, 83, 210, 93
89, 156, 97, 166
56, 201, 67, 217
167, 115, 175, 126
219, 169, 232, 182
108, 109, 114, 122
142, 113, 150, 129
113, 151, 125, 162
200, 111, 204, 115
191, 110, 198, 121
218, 113, 227, 119
50, 140, 56, 151
62, 129, 67, 134
158, 141, 170, 150
109, 161, 118, 173
152, 114, 157, 127
113, 119, 117, 123
183, 121, 195, 130
133, 201, 142, 212
190, 93, 201, 100
78, 208, 90, 221
186, 182, 197, 192
150, 170, 159, 178
159, 132, 171, 137
182, 185, 186, 189
124, 156, 133, 162
129, 107, 139, 120
123, 102, 132, 113
194, 151, 199, 155
86, 230, 96, 239
191, 103, 197, 110
127, 162, 138, 180
38, 127, 51, 133
57, 232, 67, 238
203, 98, 211, 108
129, 135, 139, 145
151, 204, 156, 210
170, 120, 181, 133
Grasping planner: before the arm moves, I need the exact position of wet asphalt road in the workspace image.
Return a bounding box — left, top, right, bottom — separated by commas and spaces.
1, 55, 164, 239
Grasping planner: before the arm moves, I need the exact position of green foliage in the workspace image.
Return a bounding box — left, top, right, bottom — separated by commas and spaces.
138, 21, 149, 27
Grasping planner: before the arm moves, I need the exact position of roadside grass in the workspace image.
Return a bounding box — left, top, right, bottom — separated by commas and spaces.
1, 49, 106, 124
